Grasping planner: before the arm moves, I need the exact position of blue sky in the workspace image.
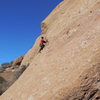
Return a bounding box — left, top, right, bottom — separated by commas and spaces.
0, 0, 62, 65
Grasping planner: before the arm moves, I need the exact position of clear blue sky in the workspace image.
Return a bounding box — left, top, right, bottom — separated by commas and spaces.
0, 0, 62, 65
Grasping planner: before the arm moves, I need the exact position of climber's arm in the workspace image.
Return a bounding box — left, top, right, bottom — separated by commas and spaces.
43, 39, 48, 43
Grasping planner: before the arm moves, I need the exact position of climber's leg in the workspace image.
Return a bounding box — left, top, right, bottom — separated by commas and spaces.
39, 44, 45, 53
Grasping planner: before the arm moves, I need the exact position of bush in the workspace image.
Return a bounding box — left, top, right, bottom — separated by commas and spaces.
0, 67, 5, 73
1, 63, 12, 69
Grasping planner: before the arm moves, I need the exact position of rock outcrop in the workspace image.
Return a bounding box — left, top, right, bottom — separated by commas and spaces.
13, 56, 24, 66
0, 56, 27, 95
0, 0, 100, 100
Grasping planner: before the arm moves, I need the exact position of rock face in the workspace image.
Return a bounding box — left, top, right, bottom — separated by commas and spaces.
0, 0, 100, 100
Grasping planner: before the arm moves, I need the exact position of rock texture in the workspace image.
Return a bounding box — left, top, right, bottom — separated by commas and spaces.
0, 0, 100, 100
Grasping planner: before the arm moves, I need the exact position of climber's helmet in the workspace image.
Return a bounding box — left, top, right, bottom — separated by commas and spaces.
41, 37, 44, 39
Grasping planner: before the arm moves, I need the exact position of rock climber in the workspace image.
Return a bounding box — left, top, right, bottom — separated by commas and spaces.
39, 36, 48, 53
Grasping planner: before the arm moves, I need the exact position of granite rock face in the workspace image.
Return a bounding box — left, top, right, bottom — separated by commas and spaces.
0, 0, 100, 100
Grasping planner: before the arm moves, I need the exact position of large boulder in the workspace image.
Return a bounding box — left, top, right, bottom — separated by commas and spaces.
12, 56, 24, 66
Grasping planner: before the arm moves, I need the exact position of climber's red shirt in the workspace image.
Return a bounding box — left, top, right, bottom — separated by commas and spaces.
40, 39, 44, 44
